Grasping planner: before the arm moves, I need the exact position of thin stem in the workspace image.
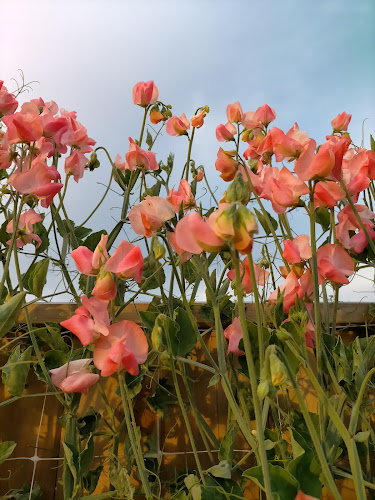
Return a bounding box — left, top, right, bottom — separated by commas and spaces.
185, 127, 195, 181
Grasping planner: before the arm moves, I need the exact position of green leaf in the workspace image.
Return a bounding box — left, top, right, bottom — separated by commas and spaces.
352, 337, 366, 391
274, 289, 286, 328
34, 349, 67, 383
254, 207, 278, 236
2, 345, 33, 397
83, 230, 107, 252
208, 373, 221, 387
146, 130, 153, 149
184, 474, 201, 500
333, 337, 352, 384
78, 409, 102, 438
0, 440, 17, 465
315, 207, 330, 232
2, 482, 43, 499
0, 292, 26, 338
146, 180, 162, 197
62, 441, 79, 488
219, 422, 238, 463
146, 377, 176, 419
370, 134, 375, 152
83, 465, 103, 495
173, 307, 197, 356
27, 258, 50, 297
80, 434, 94, 476
207, 460, 231, 479
35, 323, 69, 353
139, 311, 159, 330
153, 314, 181, 356
354, 431, 370, 443
243, 464, 299, 500
33, 220, 50, 255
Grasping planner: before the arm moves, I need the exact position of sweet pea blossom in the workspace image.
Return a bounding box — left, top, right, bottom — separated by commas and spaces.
175, 212, 225, 254
93, 321, 148, 377
196, 168, 204, 182
191, 110, 206, 128
295, 491, 319, 500
167, 179, 196, 212
0, 81, 18, 117
254, 104, 276, 127
2, 102, 44, 144
71, 234, 109, 276
64, 151, 88, 182
331, 111, 351, 132
227, 257, 269, 294
104, 240, 144, 282
50, 359, 99, 395
283, 235, 312, 264
314, 180, 345, 207
129, 196, 175, 237
168, 231, 193, 263
132, 81, 159, 107
123, 137, 158, 171
316, 243, 355, 285
215, 122, 236, 142
226, 102, 243, 123
6, 209, 42, 248
268, 272, 305, 313
215, 148, 239, 181
224, 318, 245, 355
336, 204, 375, 254
149, 106, 164, 124
166, 113, 190, 136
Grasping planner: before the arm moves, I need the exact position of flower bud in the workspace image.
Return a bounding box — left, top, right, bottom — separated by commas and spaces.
196, 168, 204, 182
275, 327, 292, 341
151, 324, 164, 351
149, 105, 164, 125
257, 380, 270, 400
221, 172, 250, 205
87, 151, 100, 171
152, 237, 166, 260
270, 353, 288, 387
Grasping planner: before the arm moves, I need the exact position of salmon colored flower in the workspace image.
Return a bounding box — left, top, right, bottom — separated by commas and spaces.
215, 148, 239, 181
294, 491, 319, 500
283, 235, 312, 264
65, 151, 88, 182
124, 137, 158, 171
191, 110, 206, 128
59, 109, 96, 153
336, 204, 375, 253
331, 111, 351, 132
132, 81, 159, 107
342, 149, 373, 200
168, 231, 193, 263
0, 131, 11, 169
167, 179, 196, 212
50, 359, 99, 395
314, 180, 345, 207
294, 139, 335, 181
224, 318, 245, 355
114, 154, 126, 172
92, 272, 117, 301
104, 241, 144, 283
93, 321, 148, 377
269, 125, 309, 162
268, 272, 304, 313
6, 208, 42, 248
149, 106, 164, 124
175, 212, 225, 254
254, 104, 276, 127
3, 102, 43, 144
227, 257, 269, 294
129, 196, 175, 237
316, 243, 354, 285
196, 168, 204, 182
60, 295, 110, 346
71, 234, 109, 276
216, 122, 236, 142
226, 102, 243, 123
0, 81, 18, 117
166, 113, 190, 136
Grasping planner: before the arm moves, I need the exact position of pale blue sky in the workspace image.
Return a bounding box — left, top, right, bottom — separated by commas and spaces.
1, 0, 374, 301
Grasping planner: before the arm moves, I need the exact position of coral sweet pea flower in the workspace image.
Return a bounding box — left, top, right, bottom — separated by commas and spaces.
191, 110, 206, 128
314, 180, 345, 208
104, 241, 144, 283
59, 109, 96, 153
2, 102, 43, 143
268, 272, 305, 313
6, 208, 42, 248
294, 491, 319, 500
71, 234, 109, 276
224, 317, 245, 355
316, 243, 354, 285
336, 204, 375, 254
283, 235, 312, 264
168, 231, 193, 263
124, 137, 158, 171
215, 148, 239, 181
93, 321, 148, 377
132, 81, 159, 107
0, 81, 18, 117
167, 179, 196, 212
294, 139, 335, 181
50, 359, 99, 395
226, 102, 243, 123
331, 111, 351, 132
227, 257, 269, 294
215, 122, 236, 142
129, 196, 175, 237
254, 104, 276, 127
65, 151, 88, 182
60, 295, 110, 346
175, 212, 225, 254
166, 113, 190, 136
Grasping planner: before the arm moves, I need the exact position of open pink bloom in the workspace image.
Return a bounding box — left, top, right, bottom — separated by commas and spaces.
294, 491, 319, 500
270, 125, 309, 162
132, 81, 159, 107
243, 130, 266, 160
6, 208, 42, 248
191, 110, 206, 128
168, 231, 193, 263
93, 321, 148, 377
254, 104, 276, 127
216, 122, 236, 142
215, 148, 239, 181
326, 135, 351, 181
124, 137, 158, 171
114, 154, 126, 172
50, 359, 99, 395
129, 196, 175, 237
241, 111, 263, 131
92, 272, 117, 301
175, 212, 225, 254
71, 234, 109, 275
60, 294, 110, 345
224, 318, 245, 355
314, 180, 345, 207
0, 81, 18, 117
268, 272, 304, 313
336, 204, 375, 253
65, 151, 88, 182
317, 243, 354, 284
104, 241, 144, 282
341, 149, 373, 200
59, 109, 96, 153
331, 111, 351, 132
227, 257, 269, 294
0, 131, 11, 169
226, 102, 243, 123
166, 113, 190, 136
283, 235, 312, 264
294, 139, 335, 181
167, 179, 196, 212
3, 102, 43, 144
8, 155, 63, 208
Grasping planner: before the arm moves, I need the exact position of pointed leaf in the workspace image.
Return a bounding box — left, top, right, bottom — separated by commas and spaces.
0, 292, 26, 338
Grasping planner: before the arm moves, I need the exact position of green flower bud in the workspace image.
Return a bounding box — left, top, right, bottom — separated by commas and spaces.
270, 353, 288, 387
257, 380, 270, 400
221, 172, 250, 205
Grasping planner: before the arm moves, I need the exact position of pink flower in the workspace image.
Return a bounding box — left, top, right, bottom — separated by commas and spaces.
268, 272, 304, 313
129, 196, 175, 237
71, 234, 109, 275
175, 212, 225, 254
0, 131, 11, 169
283, 235, 312, 264
316, 243, 354, 285
132, 81, 159, 107
227, 257, 269, 294
269, 125, 309, 162
294, 491, 319, 500
254, 104, 276, 127
59, 109, 95, 153
341, 149, 373, 200
60, 295, 110, 346
224, 318, 245, 355
93, 321, 148, 377
2, 102, 43, 144
104, 241, 144, 283
314, 181, 345, 208
168, 231, 192, 263
331, 111, 351, 132
215, 122, 236, 142
149, 107, 164, 125
167, 179, 196, 212
114, 154, 126, 172
65, 151, 88, 182
92, 272, 117, 301
191, 110, 206, 128
226, 102, 243, 123
166, 113, 190, 136
215, 148, 239, 181
0, 81, 18, 117
196, 168, 204, 182
50, 359, 99, 395
124, 137, 158, 171
336, 204, 375, 253
294, 139, 335, 181
6, 208, 42, 248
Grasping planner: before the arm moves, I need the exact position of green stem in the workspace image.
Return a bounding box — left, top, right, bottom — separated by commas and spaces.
246, 251, 265, 368
185, 127, 195, 181
348, 366, 375, 435
63, 413, 78, 500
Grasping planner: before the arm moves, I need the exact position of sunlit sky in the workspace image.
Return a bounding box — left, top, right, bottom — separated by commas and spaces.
2, 0, 375, 302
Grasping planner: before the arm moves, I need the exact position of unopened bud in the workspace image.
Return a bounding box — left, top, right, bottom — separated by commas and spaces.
270, 353, 288, 387
151, 325, 164, 351
275, 327, 292, 341
257, 380, 270, 400
151, 237, 166, 260
221, 172, 250, 204
87, 152, 100, 171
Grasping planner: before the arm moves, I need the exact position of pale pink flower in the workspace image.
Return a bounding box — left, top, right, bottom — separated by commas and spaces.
50, 359, 99, 395
0, 81, 18, 117
317, 243, 354, 285
6, 209, 42, 248
124, 137, 158, 171
224, 318, 245, 355
129, 196, 175, 237
226, 102, 243, 123
167, 179, 196, 212
331, 111, 351, 132
132, 81, 159, 107
166, 113, 190, 136
65, 151, 88, 182
215, 122, 236, 142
